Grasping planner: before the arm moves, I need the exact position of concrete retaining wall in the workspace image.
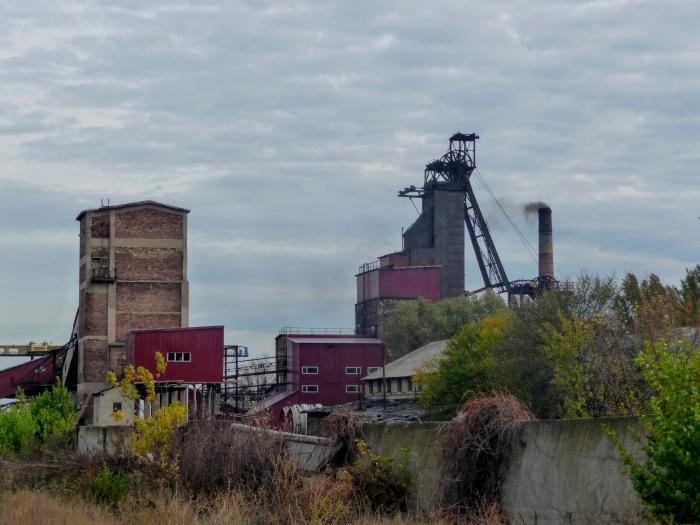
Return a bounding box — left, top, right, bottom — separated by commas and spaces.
229, 422, 339, 472
77, 425, 131, 456
362, 421, 445, 512
362, 418, 648, 524
77, 422, 338, 473
503, 417, 647, 524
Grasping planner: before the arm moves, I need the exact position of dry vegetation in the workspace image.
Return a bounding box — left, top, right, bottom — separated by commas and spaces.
0, 489, 442, 525
440, 394, 535, 516
0, 420, 461, 525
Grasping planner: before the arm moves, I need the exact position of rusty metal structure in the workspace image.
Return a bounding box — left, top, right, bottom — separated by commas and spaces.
399, 132, 557, 299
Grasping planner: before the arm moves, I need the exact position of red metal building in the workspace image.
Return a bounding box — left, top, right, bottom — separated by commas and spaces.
355, 252, 441, 339
0, 355, 56, 398
256, 332, 384, 426
126, 326, 224, 383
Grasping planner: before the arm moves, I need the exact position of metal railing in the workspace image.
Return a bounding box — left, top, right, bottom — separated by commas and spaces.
91, 266, 116, 283
357, 260, 380, 274
278, 327, 355, 336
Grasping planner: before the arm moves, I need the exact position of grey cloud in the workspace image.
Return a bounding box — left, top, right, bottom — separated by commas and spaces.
1, 0, 700, 354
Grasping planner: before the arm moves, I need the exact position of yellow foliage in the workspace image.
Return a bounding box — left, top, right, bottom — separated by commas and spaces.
155, 351, 167, 377
130, 401, 187, 469
111, 409, 125, 422
104, 352, 167, 403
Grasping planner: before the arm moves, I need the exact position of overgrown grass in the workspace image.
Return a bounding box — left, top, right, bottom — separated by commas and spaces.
0, 488, 457, 525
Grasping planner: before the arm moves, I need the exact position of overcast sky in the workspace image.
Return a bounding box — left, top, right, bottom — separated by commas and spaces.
1, 0, 699, 363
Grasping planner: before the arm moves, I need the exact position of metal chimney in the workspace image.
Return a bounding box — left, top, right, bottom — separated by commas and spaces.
538, 206, 554, 279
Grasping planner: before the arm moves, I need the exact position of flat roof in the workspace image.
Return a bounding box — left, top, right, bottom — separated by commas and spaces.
287, 337, 382, 345
76, 200, 190, 220
363, 340, 448, 380
128, 325, 224, 335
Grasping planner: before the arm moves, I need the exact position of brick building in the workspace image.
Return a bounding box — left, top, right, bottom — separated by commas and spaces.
75, 201, 189, 401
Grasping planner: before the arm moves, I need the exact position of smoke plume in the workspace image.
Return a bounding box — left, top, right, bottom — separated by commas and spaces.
523, 201, 549, 224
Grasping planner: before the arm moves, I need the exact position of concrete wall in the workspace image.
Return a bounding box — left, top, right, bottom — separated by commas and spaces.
362, 418, 648, 523
93, 387, 135, 427
403, 189, 465, 300
362, 422, 445, 512
77, 425, 131, 456
230, 422, 339, 472
503, 417, 648, 525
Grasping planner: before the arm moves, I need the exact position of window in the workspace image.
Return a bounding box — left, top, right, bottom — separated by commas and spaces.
302, 385, 318, 393
112, 402, 122, 413
367, 367, 380, 374
346, 385, 360, 393
302, 366, 319, 374
167, 352, 192, 362
346, 367, 361, 375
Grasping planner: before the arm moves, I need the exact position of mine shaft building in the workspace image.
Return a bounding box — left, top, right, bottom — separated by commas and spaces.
355, 143, 467, 339
75, 201, 189, 401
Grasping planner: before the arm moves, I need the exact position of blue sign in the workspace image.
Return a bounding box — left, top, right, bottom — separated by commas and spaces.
237, 346, 249, 357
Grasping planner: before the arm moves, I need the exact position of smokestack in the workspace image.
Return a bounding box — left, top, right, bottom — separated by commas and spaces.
538, 206, 554, 279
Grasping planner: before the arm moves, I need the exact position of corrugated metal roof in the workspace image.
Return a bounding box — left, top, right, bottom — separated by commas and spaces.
76, 200, 190, 220
287, 337, 382, 345
362, 340, 448, 381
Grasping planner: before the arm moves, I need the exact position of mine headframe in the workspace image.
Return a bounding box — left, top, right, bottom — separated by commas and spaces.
399, 132, 511, 294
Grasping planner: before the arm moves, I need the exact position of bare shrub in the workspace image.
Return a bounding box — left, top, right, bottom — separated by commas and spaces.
440, 394, 534, 512
296, 472, 354, 524
0, 450, 165, 495
321, 409, 372, 462
177, 419, 301, 502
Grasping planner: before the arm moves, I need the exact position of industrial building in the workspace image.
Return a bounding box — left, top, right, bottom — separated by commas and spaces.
0, 130, 559, 435
74, 201, 190, 404
252, 330, 384, 427
356, 133, 557, 340
361, 340, 448, 401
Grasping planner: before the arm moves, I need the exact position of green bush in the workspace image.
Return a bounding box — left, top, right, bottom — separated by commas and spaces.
614, 340, 700, 524
0, 383, 77, 455
30, 382, 78, 445
348, 440, 411, 512
89, 464, 128, 509
0, 400, 38, 454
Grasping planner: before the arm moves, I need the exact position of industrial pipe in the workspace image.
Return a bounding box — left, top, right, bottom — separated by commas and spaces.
538, 206, 554, 279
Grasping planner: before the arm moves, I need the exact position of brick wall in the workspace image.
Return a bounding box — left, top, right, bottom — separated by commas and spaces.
114, 247, 183, 281
90, 213, 110, 238
116, 282, 181, 313
115, 208, 183, 239
116, 313, 181, 342
82, 339, 108, 382
83, 292, 108, 336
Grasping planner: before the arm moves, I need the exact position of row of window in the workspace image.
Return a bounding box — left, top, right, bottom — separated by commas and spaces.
301, 385, 360, 393
167, 352, 191, 362
301, 366, 380, 375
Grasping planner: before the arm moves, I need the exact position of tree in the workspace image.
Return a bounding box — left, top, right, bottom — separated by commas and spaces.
614, 340, 700, 523
541, 313, 644, 418
677, 264, 700, 326
415, 312, 509, 415
382, 291, 505, 360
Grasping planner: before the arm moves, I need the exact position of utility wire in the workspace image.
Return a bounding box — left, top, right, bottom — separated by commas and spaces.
473, 168, 538, 264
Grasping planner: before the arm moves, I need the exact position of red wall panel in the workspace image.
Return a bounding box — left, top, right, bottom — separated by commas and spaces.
377, 267, 441, 301
127, 326, 223, 383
